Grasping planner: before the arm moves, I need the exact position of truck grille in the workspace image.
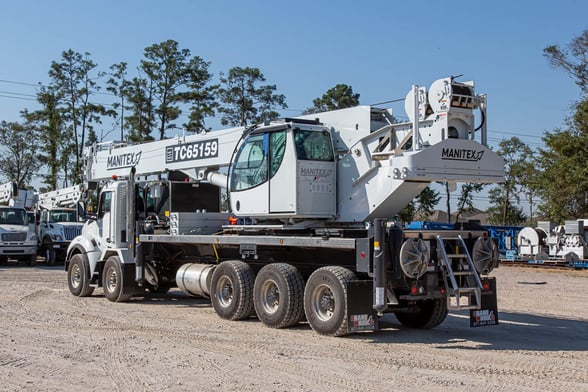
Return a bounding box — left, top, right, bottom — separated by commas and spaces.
63, 227, 82, 241
1, 232, 27, 241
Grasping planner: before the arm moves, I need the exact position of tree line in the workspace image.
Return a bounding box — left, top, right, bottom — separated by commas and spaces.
1, 32, 588, 226
0, 39, 359, 192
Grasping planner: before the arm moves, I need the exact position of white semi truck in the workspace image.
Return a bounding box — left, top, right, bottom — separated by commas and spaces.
0, 182, 38, 265
66, 76, 504, 336
36, 185, 85, 265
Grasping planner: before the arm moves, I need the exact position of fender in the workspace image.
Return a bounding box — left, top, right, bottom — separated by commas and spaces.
66, 221, 102, 275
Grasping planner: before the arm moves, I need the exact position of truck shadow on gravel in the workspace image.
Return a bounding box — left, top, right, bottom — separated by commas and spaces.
131, 292, 588, 352
367, 311, 588, 351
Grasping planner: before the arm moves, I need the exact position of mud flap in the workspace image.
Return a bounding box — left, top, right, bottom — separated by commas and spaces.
122, 262, 141, 297
470, 277, 498, 327
346, 280, 379, 332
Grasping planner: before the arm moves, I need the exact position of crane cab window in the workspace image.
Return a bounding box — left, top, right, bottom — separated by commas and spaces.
230, 130, 288, 192
269, 131, 286, 177
231, 133, 267, 191
294, 130, 334, 161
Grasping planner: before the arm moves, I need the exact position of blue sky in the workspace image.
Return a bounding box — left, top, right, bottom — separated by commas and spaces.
0, 0, 586, 210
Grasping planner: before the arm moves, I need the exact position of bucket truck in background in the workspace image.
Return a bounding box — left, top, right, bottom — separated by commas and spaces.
0, 182, 38, 265
36, 185, 86, 265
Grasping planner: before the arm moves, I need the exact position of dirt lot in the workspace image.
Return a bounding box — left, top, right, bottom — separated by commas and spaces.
1, 261, 587, 392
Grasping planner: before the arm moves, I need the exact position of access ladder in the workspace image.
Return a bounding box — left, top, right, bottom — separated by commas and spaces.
437, 235, 482, 310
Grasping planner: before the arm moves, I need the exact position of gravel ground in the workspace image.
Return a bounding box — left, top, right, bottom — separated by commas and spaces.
1, 261, 587, 392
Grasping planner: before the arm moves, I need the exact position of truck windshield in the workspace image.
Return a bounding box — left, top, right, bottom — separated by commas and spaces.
49, 210, 77, 223
0, 208, 26, 225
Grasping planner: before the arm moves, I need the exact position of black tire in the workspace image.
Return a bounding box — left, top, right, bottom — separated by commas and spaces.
0, 256, 6, 265
395, 298, 448, 329
210, 260, 254, 320
304, 266, 356, 337
68, 254, 94, 297
253, 263, 305, 328
44, 243, 57, 266
102, 256, 133, 302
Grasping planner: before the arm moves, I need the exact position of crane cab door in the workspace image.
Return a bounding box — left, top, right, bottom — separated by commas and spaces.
229, 132, 270, 216
229, 129, 294, 217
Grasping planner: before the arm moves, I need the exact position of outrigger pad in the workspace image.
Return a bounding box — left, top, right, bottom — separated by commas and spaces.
470, 277, 498, 327
347, 280, 379, 333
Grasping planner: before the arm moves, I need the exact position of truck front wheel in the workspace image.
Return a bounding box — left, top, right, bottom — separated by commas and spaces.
68, 254, 94, 297
395, 298, 448, 329
253, 263, 305, 328
210, 260, 254, 320
102, 256, 133, 303
304, 266, 356, 337
43, 239, 57, 266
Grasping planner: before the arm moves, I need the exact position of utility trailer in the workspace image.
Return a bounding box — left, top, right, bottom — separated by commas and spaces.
66, 76, 503, 336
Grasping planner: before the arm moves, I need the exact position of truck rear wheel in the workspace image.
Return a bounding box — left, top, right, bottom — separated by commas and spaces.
304, 266, 356, 337
68, 254, 94, 297
210, 260, 254, 320
395, 298, 448, 329
253, 263, 304, 328
102, 256, 133, 303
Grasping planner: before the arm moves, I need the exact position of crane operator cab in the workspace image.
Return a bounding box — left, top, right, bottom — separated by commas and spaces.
229, 120, 336, 220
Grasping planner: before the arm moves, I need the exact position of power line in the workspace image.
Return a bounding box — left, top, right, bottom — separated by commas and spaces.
0, 94, 37, 102
0, 78, 116, 97
0, 90, 37, 98
0, 79, 40, 87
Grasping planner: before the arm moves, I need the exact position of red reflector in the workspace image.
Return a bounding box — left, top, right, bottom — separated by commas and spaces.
440, 287, 446, 295
482, 280, 490, 290
228, 216, 239, 225
360, 252, 365, 258
411, 286, 418, 295
111, 174, 118, 180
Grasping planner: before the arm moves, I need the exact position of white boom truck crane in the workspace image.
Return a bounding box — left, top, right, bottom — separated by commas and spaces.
0, 182, 38, 265
66, 76, 504, 336
36, 185, 85, 265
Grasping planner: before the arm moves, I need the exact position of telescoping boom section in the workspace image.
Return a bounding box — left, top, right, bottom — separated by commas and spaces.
67, 76, 504, 337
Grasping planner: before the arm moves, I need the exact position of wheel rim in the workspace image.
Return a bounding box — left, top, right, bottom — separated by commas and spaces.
70, 264, 81, 289
105, 267, 118, 293
216, 275, 233, 308
311, 284, 335, 321
260, 278, 280, 315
